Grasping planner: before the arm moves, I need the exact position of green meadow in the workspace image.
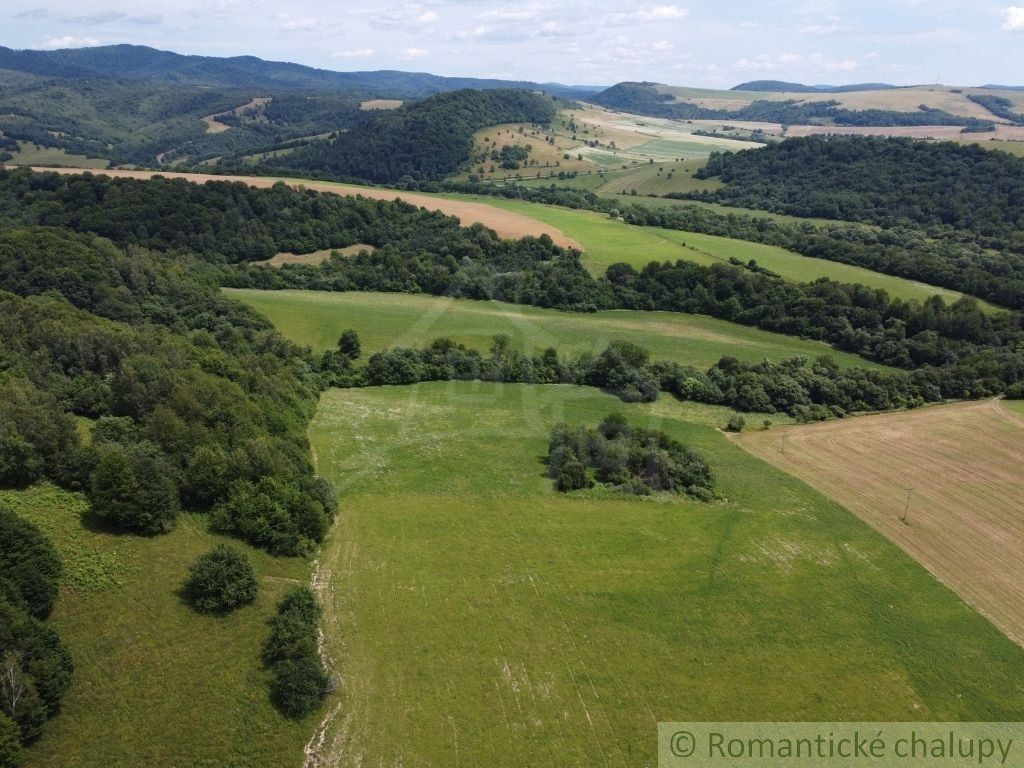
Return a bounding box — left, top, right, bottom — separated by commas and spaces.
10, 484, 313, 768
226, 289, 889, 371
437, 192, 985, 306
310, 382, 1024, 766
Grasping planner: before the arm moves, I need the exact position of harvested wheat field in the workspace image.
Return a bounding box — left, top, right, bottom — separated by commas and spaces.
19, 167, 581, 249
735, 398, 1024, 645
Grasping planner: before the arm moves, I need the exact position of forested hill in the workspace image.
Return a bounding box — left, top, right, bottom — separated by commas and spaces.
281, 89, 558, 182
590, 82, 993, 128
0, 44, 599, 99
731, 80, 898, 93
693, 136, 1024, 249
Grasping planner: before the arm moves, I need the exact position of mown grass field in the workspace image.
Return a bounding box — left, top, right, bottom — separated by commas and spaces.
309, 382, 1024, 767
736, 398, 1024, 646
227, 289, 889, 370
7, 140, 109, 168
6, 484, 313, 768
441, 193, 987, 306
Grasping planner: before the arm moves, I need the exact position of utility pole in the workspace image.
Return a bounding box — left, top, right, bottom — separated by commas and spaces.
781, 433, 788, 455
901, 488, 913, 524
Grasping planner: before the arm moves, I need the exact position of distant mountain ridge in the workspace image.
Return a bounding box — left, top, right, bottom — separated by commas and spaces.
731, 80, 899, 93
0, 44, 603, 99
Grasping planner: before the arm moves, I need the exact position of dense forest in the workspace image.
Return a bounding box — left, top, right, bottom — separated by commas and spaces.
591, 82, 994, 129
0, 69, 371, 166
3, 168, 1021, 401
281, 89, 558, 182
694, 136, 1024, 249
0, 169, 566, 266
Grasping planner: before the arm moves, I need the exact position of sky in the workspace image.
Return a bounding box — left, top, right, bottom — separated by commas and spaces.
5, 0, 1024, 88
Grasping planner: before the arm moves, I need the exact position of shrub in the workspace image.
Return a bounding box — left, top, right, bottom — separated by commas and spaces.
555, 459, 591, 491
0, 435, 41, 489
269, 657, 330, 719
88, 441, 180, 534
182, 545, 259, 614
0, 712, 21, 767
725, 414, 746, 432
0, 506, 62, 620
263, 587, 329, 718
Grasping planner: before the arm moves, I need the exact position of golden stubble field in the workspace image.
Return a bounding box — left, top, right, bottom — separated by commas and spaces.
735, 399, 1024, 645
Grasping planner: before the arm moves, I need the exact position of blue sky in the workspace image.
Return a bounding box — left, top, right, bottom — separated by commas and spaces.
6, 0, 1024, 87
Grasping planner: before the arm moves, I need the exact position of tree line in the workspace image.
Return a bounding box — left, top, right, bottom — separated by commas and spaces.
322, 332, 998, 420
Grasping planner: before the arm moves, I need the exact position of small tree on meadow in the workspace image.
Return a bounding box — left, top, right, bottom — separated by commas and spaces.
725, 413, 746, 433
182, 545, 259, 614
337, 329, 361, 361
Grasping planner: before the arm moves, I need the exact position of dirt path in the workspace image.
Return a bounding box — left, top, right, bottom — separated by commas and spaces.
18, 166, 581, 249
734, 399, 1024, 645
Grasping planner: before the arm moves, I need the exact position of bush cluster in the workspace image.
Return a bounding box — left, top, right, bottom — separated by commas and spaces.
263, 588, 330, 719
547, 414, 715, 499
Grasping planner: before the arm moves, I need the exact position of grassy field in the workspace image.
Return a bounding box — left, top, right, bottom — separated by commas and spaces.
308, 382, 1024, 766
652, 84, 1023, 121
736, 398, 1024, 645
441, 193, 986, 306
7, 484, 314, 768
255, 244, 373, 267
588, 159, 723, 196
7, 140, 109, 168
360, 99, 403, 110
226, 289, 889, 370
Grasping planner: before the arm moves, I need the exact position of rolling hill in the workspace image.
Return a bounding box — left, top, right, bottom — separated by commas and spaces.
0, 44, 601, 99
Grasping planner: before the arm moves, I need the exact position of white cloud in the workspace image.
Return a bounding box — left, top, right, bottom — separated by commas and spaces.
800, 15, 847, 35
731, 52, 859, 74
277, 14, 317, 32
1003, 6, 1024, 31
400, 47, 428, 59
372, 5, 438, 30
639, 5, 689, 21
40, 36, 101, 49
652, 40, 673, 51
332, 48, 375, 58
